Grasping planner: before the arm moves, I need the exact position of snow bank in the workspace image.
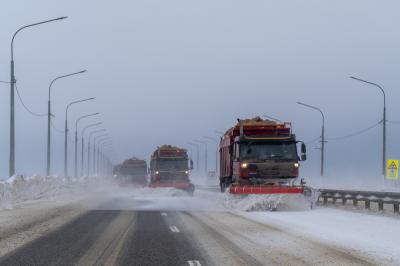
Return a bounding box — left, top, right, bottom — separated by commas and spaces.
0, 175, 89, 210
241, 208, 400, 264
307, 174, 400, 192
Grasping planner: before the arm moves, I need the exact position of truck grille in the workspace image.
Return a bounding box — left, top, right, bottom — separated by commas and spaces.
258, 169, 280, 177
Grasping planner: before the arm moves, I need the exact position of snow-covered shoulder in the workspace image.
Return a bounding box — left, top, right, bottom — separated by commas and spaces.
237, 208, 400, 264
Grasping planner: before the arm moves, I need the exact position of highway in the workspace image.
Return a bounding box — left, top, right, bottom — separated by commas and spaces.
0, 189, 384, 266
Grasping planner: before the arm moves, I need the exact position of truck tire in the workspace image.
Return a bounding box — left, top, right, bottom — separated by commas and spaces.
220, 181, 226, 193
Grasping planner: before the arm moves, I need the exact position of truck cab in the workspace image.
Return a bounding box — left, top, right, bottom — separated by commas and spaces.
232, 136, 306, 185
115, 158, 148, 186
149, 145, 195, 194
150, 156, 191, 182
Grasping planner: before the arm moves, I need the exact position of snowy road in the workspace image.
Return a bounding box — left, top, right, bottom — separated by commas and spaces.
0, 184, 398, 265
0, 209, 384, 266
0, 181, 400, 265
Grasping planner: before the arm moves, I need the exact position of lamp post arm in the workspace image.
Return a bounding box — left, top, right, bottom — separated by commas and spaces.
75, 112, 99, 130
48, 70, 86, 99
297, 102, 325, 125
350, 76, 385, 107
65, 97, 95, 121
82, 122, 102, 137
11, 17, 68, 59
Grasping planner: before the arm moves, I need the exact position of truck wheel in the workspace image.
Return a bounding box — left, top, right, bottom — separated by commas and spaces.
220, 181, 226, 193
187, 184, 195, 196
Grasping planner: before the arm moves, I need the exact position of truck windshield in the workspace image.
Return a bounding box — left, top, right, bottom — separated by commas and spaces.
156, 159, 188, 171
240, 142, 297, 160
121, 165, 147, 175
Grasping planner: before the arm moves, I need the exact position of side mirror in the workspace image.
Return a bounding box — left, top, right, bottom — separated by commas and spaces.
300, 143, 307, 161
190, 160, 194, 170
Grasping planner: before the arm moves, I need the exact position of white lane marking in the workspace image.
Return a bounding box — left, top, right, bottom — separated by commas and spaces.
188, 260, 201, 266
161, 212, 168, 216
169, 226, 180, 233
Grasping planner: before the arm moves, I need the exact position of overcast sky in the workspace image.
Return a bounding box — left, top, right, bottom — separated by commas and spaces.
1, 0, 400, 181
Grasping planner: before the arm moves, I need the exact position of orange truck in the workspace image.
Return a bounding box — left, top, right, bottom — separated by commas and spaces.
113, 157, 148, 186
219, 117, 307, 195
149, 145, 194, 194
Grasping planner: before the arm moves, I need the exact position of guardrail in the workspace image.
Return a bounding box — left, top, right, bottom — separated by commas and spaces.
318, 189, 400, 213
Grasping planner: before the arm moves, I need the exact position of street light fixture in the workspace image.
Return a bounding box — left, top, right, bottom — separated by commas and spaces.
74, 112, 99, 177
204, 136, 218, 174
9, 16, 67, 177
350, 76, 386, 177
297, 101, 325, 176
64, 97, 95, 177
46, 69, 86, 176
195, 140, 208, 174
81, 122, 102, 176
187, 142, 200, 173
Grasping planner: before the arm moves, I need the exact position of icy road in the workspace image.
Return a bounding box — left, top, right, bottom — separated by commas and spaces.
0, 182, 399, 266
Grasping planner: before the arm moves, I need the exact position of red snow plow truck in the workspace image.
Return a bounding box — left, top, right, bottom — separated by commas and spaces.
113, 157, 148, 186
149, 145, 195, 194
219, 117, 307, 195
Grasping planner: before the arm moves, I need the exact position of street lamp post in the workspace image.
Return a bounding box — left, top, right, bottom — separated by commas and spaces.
101, 145, 114, 175
350, 76, 386, 177
47, 70, 86, 176
87, 130, 106, 176
93, 134, 108, 175
64, 97, 95, 177
9, 16, 67, 177
195, 140, 208, 174
188, 142, 200, 173
74, 112, 99, 177
297, 102, 325, 176
98, 140, 112, 175
94, 137, 111, 176
81, 122, 102, 176
204, 136, 218, 174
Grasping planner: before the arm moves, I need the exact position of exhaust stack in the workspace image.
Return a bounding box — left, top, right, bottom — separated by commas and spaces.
237, 118, 244, 136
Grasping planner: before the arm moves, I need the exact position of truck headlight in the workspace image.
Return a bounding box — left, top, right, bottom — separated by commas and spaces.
185, 170, 189, 174
155, 171, 160, 175
294, 163, 299, 168
241, 163, 248, 169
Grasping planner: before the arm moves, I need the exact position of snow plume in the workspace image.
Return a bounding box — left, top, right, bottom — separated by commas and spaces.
223, 192, 316, 212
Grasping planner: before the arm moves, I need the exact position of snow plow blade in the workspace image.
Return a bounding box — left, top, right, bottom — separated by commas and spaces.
148, 181, 195, 195
148, 181, 190, 189
229, 184, 305, 195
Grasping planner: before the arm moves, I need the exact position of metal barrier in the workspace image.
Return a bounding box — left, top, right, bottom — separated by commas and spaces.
318, 189, 400, 213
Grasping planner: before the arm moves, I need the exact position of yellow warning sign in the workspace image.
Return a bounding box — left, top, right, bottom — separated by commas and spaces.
386, 160, 399, 180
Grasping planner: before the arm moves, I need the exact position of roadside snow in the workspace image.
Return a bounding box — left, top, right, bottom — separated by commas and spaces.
0, 175, 110, 256
240, 208, 400, 264
0, 175, 88, 210
0, 198, 85, 256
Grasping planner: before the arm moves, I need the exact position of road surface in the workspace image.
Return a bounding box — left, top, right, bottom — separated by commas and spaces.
0, 198, 383, 266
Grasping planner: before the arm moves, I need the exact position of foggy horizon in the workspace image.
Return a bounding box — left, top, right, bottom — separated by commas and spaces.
1, 0, 400, 182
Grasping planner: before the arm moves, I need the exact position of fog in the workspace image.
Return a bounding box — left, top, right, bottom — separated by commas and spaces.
1, 0, 400, 187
